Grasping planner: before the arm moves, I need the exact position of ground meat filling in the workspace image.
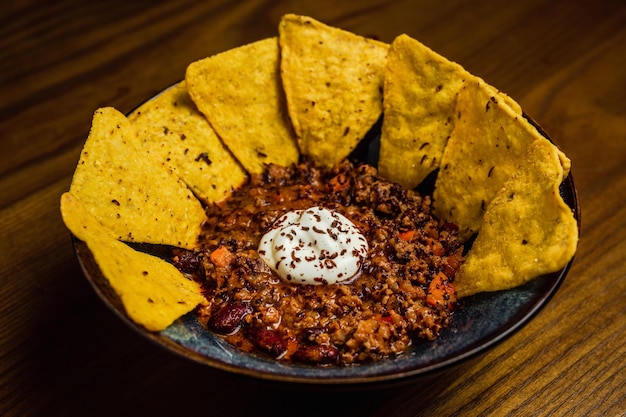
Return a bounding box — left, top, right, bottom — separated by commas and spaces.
173, 159, 464, 366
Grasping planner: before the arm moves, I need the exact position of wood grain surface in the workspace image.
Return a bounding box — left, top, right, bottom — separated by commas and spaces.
1, 1, 624, 416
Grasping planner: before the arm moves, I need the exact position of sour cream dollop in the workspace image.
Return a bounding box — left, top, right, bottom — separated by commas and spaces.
258, 207, 369, 285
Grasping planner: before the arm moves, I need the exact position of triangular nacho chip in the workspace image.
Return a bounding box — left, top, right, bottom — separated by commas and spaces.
69, 107, 206, 249
129, 82, 247, 204
432, 79, 562, 241
278, 14, 389, 168
378, 34, 521, 189
379, 34, 468, 189
454, 139, 578, 297
186, 37, 299, 174
60, 192, 205, 331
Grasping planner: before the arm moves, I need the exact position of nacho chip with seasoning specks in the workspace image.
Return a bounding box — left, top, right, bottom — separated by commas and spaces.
69, 107, 206, 249
129, 81, 247, 204
185, 37, 299, 174
378, 34, 521, 189
278, 14, 389, 168
454, 139, 578, 297
60, 192, 205, 331
432, 79, 567, 241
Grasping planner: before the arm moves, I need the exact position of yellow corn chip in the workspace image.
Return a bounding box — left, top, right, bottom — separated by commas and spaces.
60, 192, 205, 331
454, 139, 578, 297
378, 34, 521, 189
379, 34, 468, 189
186, 37, 299, 174
69, 107, 206, 249
432, 79, 561, 241
278, 14, 389, 168
128, 81, 247, 204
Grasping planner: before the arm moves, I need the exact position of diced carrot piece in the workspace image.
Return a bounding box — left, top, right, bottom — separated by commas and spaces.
210, 246, 233, 268
286, 338, 299, 358
398, 230, 416, 241
426, 272, 457, 310
328, 173, 349, 192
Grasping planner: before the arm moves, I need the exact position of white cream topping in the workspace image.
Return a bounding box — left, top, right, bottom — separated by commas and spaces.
258, 207, 368, 285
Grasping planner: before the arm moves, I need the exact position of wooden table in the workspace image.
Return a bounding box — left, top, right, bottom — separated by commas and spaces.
2, 1, 624, 416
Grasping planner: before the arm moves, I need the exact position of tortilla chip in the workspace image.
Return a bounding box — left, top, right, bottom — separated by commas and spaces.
378, 34, 468, 189
60, 192, 205, 331
278, 14, 389, 168
128, 82, 247, 204
186, 37, 299, 174
378, 34, 521, 189
454, 139, 578, 297
69, 107, 206, 249
432, 79, 562, 241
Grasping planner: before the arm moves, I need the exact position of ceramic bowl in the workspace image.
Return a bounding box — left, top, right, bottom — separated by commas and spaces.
72, 101, 580, 385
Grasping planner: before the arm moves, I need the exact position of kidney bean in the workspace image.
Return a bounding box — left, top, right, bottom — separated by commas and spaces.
293, 344, 339, 365
246, 327, 287, 358
208, 302, 252, 335
173, 251, 203, 274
